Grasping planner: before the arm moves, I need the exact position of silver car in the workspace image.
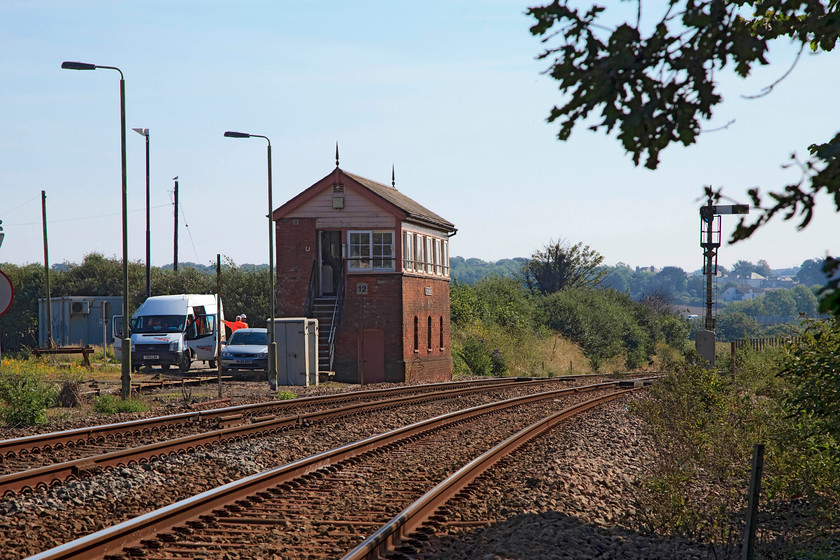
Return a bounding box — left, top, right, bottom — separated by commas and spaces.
220, 328, 268, 372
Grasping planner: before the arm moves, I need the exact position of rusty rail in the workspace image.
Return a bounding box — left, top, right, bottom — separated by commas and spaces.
0, 377, 527, 459
0, 379, 630, 497
342, 389, 637, 559
25, 383, 635, 560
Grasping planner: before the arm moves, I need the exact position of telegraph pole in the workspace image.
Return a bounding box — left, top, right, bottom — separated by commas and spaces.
173, 176, 179, 271
41, 191, 53, 348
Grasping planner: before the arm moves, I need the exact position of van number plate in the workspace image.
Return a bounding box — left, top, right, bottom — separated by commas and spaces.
143, 355, 159, 360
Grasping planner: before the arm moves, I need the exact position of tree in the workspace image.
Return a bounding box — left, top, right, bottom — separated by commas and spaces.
528, 1, 840, 313
716, 311, 761, 342
602, 263, 632, 293
791, 284, 820, 317
521, 238, 606, 294
763, 289, 797, 317
652, 266, 687, 294
797, 258, 828, 287
755, 259, 773, 278
731, 260, 756, 280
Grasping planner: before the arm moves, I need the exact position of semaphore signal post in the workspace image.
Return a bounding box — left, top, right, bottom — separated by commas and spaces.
696, 192, 749, 367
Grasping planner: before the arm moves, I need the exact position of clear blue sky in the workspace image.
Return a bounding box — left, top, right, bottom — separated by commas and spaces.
1, 1, 838, 274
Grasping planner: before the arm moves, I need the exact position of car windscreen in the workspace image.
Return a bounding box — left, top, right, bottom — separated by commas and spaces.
229, 331, 268, 346
131, 315, 187, 334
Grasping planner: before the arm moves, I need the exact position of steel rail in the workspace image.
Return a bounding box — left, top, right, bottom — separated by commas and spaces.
0, 379, 626, 497
0, 377, 537, 458
25, 382, 632, 560
342, 389, 638, 560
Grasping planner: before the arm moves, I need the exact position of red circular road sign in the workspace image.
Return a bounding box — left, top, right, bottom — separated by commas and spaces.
0, 270, 14, 318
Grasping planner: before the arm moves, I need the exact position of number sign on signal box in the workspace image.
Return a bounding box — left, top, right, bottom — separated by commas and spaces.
0, 270, 14, 318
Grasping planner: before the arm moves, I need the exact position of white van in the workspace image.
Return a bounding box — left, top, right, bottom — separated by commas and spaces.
113, 294, 224, 372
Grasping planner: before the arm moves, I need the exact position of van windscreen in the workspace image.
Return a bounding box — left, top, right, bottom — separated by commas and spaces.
132, 315, 187, 334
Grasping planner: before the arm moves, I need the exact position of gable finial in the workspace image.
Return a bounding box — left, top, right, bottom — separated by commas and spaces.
391, 164, 395, 188
335, 142, 339, 167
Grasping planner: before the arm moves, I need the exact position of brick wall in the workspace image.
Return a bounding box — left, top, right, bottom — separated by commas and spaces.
275, 217, 317, 317
335, 274, 404, 383
402, 275, 452, 382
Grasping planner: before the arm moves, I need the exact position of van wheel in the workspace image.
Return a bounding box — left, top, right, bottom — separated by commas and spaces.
208, 359, 216, 369
179, 353, 191, 373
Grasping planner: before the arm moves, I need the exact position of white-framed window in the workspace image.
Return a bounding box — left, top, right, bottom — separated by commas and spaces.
403, 231, 413, 271
433, 238, 441, 275
414, 234, 424, 271
373, 231, 394, 269
348, 230, 394, 271
442, 239, 449, 277
425, 237, 433, 273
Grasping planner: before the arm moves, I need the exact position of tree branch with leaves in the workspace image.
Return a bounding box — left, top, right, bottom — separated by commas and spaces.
528, 0, 840, 312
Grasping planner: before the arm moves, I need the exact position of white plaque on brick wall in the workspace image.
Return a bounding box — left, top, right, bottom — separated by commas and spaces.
424, 286, 432, 296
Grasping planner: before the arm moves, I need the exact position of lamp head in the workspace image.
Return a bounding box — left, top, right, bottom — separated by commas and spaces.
132, 128, 149, 137
61, 61, 96, 70
224, 131, 251, 139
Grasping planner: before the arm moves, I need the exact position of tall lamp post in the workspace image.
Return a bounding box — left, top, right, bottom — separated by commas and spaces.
62, 61, 132, 399
132, 127, 151, 299
223, 131, 278, 387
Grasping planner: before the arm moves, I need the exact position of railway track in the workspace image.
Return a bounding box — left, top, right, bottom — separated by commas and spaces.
343, 391, 635, 559
0, 377, 622, 497
24, 385, 643, 560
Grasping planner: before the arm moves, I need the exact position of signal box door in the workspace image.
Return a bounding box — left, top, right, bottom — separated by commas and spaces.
358, 329, 384, 384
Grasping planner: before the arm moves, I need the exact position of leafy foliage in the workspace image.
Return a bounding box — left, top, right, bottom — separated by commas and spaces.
0, 370, 57, 426
450, 256, 528, 284
634, 340, 840, 546
528, 1, 840, 314
521, 238, 606, 294
782, 318, 840, 450
92, 394, 149, 414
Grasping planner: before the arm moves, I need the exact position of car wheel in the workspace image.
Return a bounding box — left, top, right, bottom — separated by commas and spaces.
179, 352, 191, 373
161, 364, 171, 372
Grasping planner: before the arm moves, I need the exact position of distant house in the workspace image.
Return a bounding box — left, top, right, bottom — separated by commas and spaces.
272, 165, 457, 385
720, 285, 765, 302
743, 272, 766, 287
762, 275, 797, 289
635, 266, 659, 274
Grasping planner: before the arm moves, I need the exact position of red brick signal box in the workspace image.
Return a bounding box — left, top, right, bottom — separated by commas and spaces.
272, 166, 456, 384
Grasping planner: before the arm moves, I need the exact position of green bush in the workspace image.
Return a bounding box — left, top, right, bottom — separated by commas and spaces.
456, 334, 492, 376
93, 394, 149, 414
0, 372, 57, 426
632, 331, 840, 547
276, 390, 297, 400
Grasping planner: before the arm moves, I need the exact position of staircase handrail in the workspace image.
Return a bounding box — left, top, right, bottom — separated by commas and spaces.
304, 259, 318, 318
327, 261, 345, 371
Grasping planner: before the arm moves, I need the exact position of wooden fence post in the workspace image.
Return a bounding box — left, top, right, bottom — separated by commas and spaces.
730, 341, 736, 379
742, 443, 765, 560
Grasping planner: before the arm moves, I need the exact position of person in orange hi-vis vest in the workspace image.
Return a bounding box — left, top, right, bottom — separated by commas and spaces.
224, 314, 248, 333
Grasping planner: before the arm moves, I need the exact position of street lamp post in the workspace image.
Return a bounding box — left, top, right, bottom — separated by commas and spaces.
132, 127, 151, 300
223, 131, 278, 388
62, 61, 132, 399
